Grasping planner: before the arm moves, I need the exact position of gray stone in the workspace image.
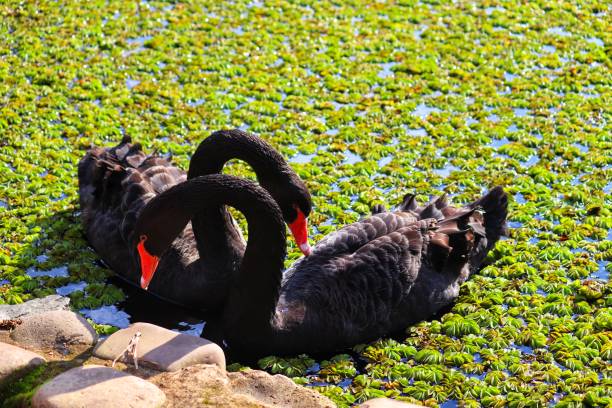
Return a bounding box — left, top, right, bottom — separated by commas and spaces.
0, 342, 46, 385
150, 364, 334, 408
359, 398, 426, 408
32, 365, 166, 408
10, 310, 98, 348
93, 322, 225, 371
0, 295, 70, 320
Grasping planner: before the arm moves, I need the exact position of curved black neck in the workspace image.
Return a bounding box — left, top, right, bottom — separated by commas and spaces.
187, 129, 289, 271
134, 174, 286, 332
187, 129, 288, 182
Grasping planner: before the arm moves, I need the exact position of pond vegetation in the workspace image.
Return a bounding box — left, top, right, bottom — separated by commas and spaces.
0, 0, 610, 406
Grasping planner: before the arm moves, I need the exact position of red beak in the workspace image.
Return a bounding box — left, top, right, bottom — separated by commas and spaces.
288, 208, 311, 256
137, 235, 159, 290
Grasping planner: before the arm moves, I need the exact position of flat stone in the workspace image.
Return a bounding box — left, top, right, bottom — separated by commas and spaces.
93, 322, 225, 371
32, 365, 165, 408
0, 295, 70, 320
359, 398, 426, 408
10, 310, 98, 348
150, 364, 334, 408
0, 342, 46, 385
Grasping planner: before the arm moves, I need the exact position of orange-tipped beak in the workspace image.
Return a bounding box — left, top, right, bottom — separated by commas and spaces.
288, 208, 311, 256
137, 235, 159, 290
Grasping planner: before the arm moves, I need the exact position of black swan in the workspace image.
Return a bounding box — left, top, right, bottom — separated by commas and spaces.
134, 174, 508, 357
78, 129, 312, 310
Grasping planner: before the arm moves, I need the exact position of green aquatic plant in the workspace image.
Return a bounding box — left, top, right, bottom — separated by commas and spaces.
0, 0, 610, 405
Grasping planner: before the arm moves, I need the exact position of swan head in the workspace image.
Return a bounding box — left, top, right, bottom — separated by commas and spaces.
260, 173, 312, 256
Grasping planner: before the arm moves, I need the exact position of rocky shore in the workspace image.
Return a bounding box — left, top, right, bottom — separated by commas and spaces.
0, 296, 420, 407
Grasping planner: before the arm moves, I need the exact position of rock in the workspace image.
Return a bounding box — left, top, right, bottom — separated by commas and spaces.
93, 322, 225, 371
32, 365, 166, 408
0, 342, 46, 385
10, 310, 98, 348
150, 364, 334, 408
0, 295, 70, 320
229, 369, 335, 408
359, 398, 426, 408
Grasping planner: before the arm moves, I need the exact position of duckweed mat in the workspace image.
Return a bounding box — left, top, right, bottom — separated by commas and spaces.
0, 0, 610, 406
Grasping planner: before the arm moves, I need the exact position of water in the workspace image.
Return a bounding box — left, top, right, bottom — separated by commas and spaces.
126, 78, 140, 89
343, 151, 362, 165
291, 152, 316, 164
405, 127, 427, 137
485, 6, 505, 15
486, 114, 500, 123
542, 45, 556, 54
26, 265, 69, 278
81, 305, 131, 328
434, 164, 460, 177
0, 200, 7, 209
377, 62, 396, 79
491, 137, 509, 148
56, 281, 87, 296
513, 108, 529, 117
126, 35, 152, 46
521, 155, 539, 167
590, 261, 609, 281
187, 98, 205, 107
586, 37, 604, 47
378, 156, 392, 167
547, 27, 571, 37
412, 103, 440, 119
504, 72, 518, 81
507, 124, 518, 132
327, 128, 339, 136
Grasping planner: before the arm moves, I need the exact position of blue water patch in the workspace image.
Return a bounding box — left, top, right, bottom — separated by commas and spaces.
232, 26, 244, 35
521, 155, 539, 167
412, 103, 440, 119
344, 151, 362, 165
572, 143, 588, 153
187, 98, 205, 107
507, 124, 518, 132
126, 35, 152, 46
508, 221, 523, 229
0, 279, 9, 286
547, 27, 571, 37
485, 6, 505, 15
434, 164, 460, 177
487, 114, 500, 123
491, 137, 509, 148
515, 193, 526, 204
590, 261, 609, 281
338, 378, 352, 389
56, 281, 88, 296
504, 71, 518, 81
291, 152, 316, 164
405, 127, 427, 137
27, 265, 69, 278
413, 25, 427, 40
126, 78, 140, 89
541, 45, 556, 54
328, 128, 339, 136
378, 156, 392, 167
0, 200, 7, 209
377, 62, 396, 79
440, 400, 458, 408
513, 108, 529, 117
81, 305, 131, 328
586, 37, 604, 46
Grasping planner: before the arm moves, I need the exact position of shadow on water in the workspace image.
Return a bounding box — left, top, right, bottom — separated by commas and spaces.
106, 275, 207, 335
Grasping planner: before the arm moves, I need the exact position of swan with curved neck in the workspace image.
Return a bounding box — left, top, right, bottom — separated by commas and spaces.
78, 129, 311, 310
135, 174, 508, 358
